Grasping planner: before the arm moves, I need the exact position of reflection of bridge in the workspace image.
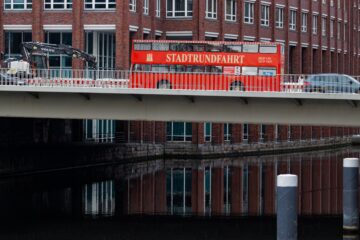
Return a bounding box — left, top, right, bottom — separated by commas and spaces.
1, 71, 360, 126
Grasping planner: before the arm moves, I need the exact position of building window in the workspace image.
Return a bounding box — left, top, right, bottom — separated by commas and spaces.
224, 123, 232, 142
84, 120, 116, 143
225, 0, 236, 21
85, 32, 116, 70
243, 123, 249, 141
204, 122, 212, 142
143, 0, 148, 14
322, 17, 327, 36
244, 2, 254, 24
44, 0, 72, 9
260, 4, 270, 26
275, 7, 284, 28
330, 0, 334, 6
301, 12, 308, 32
84, 0, 115, 9
166, 0, 193, 18
129, 0, 136, 11
330, 19, 334, 37
289, 10, 297, 30
4, 0, 32, 10
167, 122, 192, 142
312, 14, 318, 34
156, 0, 160, 17
260, 124, 266, 142
288, 125, 292, 141
206, 0, 217, 19
45, 32, 73, 71
274, 124, 279, 141
4, 31, 32, 59
337, 21, 341, 39
322, 0, 326, 4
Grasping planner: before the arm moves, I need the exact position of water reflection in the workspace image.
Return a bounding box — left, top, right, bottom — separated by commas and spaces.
0, 147, 358, 219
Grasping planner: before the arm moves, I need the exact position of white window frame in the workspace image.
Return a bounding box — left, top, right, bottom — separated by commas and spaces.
129, 0, 136, 12
84, 0, 116, 10
225, 0, 236, 22
301, 12, 308, 32
224, 123, 232, 142
206, 0, 217, 19
289, 10, 297, 30
243, 123, 249, 141
44, 0, 72, 10
260, 4, 270, 27
330, 19, 334, 37
156, 0, 160, 17
204, 122, 212, 142
322, 16, 327, 36
166, 0, 193, 18
275, 7, 284, 28
4, 0, 32, 10
312, 14, 318, 34
244, 2, 254, 24
143, 0, 148, 14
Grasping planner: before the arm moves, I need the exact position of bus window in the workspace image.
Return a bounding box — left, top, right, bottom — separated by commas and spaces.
207, 43, 223, 52
152, 65, 169, 72
170, 43, 192, 52
242, 44, 259, 53
224, 66, 241, 75
224, 45, 242, 52
134, 43, 152, 51
242, 67, 258, 75
193, 44, 206, 52
152, 42, 169, 51
259, 45, 277, 53
189, 66, 205, 73
134, 64, 151, 71
259, 68, 276, 76
211, 66, 223, 73
170, 65, 186, 72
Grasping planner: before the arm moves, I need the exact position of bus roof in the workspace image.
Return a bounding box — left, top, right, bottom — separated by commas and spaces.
133, 40, 282, 46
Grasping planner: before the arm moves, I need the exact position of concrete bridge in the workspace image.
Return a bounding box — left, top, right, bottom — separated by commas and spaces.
1, 84, 360, 127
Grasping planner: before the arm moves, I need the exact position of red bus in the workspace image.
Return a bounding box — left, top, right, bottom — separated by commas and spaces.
130, 40, 284, 91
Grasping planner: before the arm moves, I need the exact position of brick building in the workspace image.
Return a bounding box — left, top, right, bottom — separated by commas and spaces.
1, 0, 359, 145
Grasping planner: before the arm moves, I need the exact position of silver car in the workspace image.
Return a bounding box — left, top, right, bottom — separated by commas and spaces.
303, 74, 360, 93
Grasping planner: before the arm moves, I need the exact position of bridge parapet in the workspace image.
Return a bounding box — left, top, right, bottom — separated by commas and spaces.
1, 69, 360, 96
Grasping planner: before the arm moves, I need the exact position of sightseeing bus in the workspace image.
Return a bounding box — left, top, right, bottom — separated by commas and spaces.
130, 40, 284, 91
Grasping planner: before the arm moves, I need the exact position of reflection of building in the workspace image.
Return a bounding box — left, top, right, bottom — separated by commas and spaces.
114, 152, 347, 216
84, 180, 115, 216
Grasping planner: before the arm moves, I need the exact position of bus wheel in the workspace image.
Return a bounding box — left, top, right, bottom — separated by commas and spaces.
230, 82, 244, 91
157, 80, 171, 89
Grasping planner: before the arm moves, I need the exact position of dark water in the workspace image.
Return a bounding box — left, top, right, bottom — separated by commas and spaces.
1, 146, 360, 239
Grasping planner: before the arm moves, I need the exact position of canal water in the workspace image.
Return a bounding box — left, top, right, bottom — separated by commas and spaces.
1, 146, 360, 239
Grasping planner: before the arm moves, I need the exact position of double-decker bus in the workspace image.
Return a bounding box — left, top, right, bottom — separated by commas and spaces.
130, 40, 284, 91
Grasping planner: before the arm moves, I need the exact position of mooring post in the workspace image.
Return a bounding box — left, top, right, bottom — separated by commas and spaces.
277, 174, 298, 240
343, 158, 359, 232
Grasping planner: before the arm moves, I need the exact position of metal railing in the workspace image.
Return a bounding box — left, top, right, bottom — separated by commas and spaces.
1, 68, 360, 95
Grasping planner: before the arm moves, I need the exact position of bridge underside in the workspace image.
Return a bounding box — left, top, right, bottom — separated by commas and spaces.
1, 88, 360, 127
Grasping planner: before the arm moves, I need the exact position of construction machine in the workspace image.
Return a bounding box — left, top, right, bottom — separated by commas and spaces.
1, 41, 97, 76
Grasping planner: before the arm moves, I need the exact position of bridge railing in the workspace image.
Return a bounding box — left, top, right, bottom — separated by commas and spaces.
1, 68, 360, 94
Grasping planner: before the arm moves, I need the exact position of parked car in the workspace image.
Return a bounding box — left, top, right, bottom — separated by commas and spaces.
303, 74, 360, 93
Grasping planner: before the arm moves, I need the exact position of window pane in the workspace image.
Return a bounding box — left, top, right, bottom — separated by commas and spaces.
242, 44, 258, 52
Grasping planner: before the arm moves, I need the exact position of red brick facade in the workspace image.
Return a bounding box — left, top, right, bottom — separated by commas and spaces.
3, 0, 360, 144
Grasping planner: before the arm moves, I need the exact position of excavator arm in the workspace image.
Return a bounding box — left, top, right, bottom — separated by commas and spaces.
21, 42, 97, 69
